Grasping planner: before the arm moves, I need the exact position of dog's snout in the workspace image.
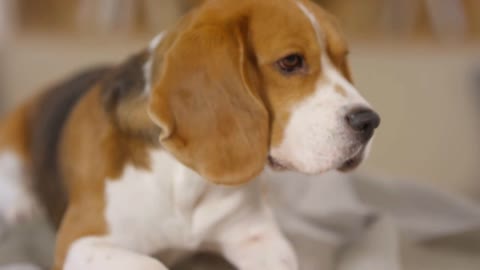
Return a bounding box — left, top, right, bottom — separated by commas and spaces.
346, 108, 380, 136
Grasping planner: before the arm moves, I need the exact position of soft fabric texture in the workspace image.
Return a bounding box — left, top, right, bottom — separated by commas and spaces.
1, 172, 480, 270
268, 171, 480, 270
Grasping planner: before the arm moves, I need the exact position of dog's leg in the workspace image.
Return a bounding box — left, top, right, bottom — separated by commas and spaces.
0, 151, 39, 235
59, 237, 169, 270
54, 203, 170, 270
216, 213, 298, 270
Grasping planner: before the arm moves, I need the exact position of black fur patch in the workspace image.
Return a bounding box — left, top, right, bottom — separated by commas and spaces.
101, 50, 160, 142
31, 51, 153, 228
101, 51, 148, 115
31, 66, 112, 228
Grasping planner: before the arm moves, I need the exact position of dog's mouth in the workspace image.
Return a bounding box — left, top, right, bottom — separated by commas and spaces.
267, 155, 289, 171
337, 146, 365, 172
268, 141, 367, 174
268, 146, 366, 173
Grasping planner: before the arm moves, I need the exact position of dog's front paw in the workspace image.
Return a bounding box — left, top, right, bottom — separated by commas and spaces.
222, 231, 299, 270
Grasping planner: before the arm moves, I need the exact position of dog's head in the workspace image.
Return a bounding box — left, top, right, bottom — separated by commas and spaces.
146, 0, 380, 185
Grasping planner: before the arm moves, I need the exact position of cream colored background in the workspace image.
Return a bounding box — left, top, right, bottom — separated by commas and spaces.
1, 35, 479, 197
1, 2, 480, 269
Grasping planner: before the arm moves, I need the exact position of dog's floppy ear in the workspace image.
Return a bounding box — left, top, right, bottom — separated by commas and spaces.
148, 23, 269, 186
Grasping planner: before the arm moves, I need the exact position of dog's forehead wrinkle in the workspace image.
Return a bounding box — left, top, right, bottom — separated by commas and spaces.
291, 1, 365, 102
294, 2, 353, 99
295, 1, 325, 49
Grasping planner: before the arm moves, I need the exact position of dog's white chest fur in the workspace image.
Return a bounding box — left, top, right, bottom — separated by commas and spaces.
104, 151, 206, 254
103, 150, 261, 256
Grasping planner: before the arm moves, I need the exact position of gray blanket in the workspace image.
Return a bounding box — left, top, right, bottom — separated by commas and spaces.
2, 172, 480, 270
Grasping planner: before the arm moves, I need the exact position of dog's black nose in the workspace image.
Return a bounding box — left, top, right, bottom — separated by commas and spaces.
346, 108, 381, 135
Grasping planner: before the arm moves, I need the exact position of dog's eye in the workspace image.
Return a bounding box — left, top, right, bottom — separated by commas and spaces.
277, 54, 305, 74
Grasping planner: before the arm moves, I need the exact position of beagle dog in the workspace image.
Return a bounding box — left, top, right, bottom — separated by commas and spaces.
0, 0, 380, 269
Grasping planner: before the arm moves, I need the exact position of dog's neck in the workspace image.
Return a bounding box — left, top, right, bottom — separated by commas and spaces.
141, 149, 266, 223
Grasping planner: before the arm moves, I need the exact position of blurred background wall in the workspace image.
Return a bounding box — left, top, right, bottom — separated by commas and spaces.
0, 0, 479, 197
